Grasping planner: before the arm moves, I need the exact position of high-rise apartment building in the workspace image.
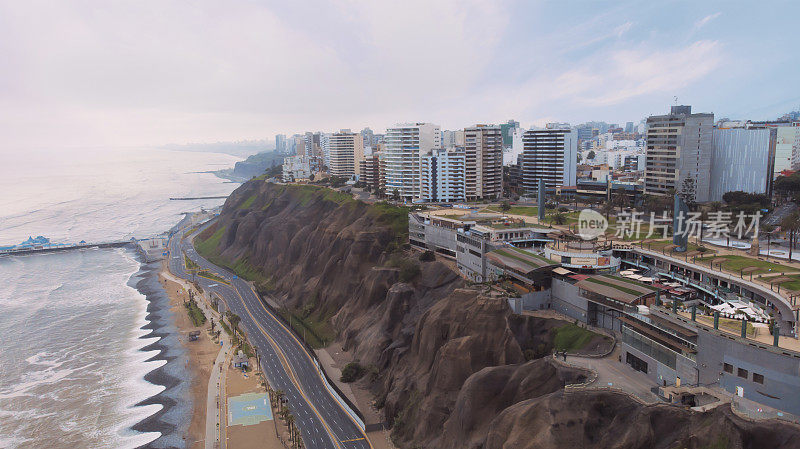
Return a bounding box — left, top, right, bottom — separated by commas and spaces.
327, 130, 364, 178
293, 135, 305, 156
420, 148, 466, 203
383, 123, 441, 201
361, 128, 374, 148
644, 105, 714, 202
358, 153, 381, 191
709, 127, 776, 201
275, 134, 287, 154
441, 130, 465, 148
463, 124, 503, 200
320, 132, 332, 168
520, 126, 577, 193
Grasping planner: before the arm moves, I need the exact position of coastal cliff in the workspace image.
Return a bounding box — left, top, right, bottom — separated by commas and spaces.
196, 181, 800, 448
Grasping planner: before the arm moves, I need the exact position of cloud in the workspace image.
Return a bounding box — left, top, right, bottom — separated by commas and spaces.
695, 12, 722, 30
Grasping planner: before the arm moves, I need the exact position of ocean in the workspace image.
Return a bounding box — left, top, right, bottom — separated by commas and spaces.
0, 147, 241, 449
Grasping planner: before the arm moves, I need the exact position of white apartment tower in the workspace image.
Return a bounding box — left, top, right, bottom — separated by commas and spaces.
327, 130, 364, 178
384, 123, 441, 201
644, 105, 714, 202
420, 148, 466, 203
463, 125, 503, 200
520, 126, 577, 193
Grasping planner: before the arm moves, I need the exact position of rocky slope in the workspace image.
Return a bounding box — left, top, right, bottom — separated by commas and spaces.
196, 181, 800, 448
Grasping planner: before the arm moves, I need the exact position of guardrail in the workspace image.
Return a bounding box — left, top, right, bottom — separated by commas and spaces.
254, 293, 368, 431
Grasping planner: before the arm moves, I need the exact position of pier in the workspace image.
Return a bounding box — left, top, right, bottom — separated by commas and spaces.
0, 236, 169, 262
169, 196, 228, 201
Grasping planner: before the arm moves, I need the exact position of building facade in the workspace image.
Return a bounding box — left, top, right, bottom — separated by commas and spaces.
520, 126, 577, 193
327, 130, 364, 179
383, 123, 441, 201
644, 105, 714, 202
282, 155, 322, 181
464, 124, 503, 200
709, 127, 776, 201
419, 148, 466, 203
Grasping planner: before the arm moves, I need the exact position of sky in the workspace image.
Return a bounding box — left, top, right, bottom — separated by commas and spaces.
0, 0, 798, 151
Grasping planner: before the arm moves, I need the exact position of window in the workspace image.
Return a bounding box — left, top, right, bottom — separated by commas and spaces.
738, 368, 749, 379
753, 373, 764, 384
723, 363, 733, 374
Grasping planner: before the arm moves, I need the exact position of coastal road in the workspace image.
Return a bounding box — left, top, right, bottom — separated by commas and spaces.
167, 226, 371, 449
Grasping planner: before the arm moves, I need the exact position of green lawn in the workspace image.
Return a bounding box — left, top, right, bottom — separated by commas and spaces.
184, 299, 206, 327
644, 239, 713, 253
197, 270, 230, 285
775, 274, 800, 291
552, 324, 602, 352
696, 255, 799, 275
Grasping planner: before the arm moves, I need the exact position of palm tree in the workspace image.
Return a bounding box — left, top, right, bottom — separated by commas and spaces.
781, 212, 800, 261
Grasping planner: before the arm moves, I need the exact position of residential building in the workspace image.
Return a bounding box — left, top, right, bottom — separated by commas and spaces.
441, 129, 465, 148
327, 129, 364, 179
282, 155, 322, 181
644, 105, 714, 202
275, 134, 287, 154
361, 127, 374, 148
463, 125, 503, 200
320, 132, 332, 168
383, 123, 441, 201
293, 135, 305, 156
358, 153, 381, 191
420, 148, 466, 203
709, 127, 776, 201
520, 126, 578, 193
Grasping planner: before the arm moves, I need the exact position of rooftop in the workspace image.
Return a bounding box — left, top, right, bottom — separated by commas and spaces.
575, 275, 658, 304
486, 246, 556, 274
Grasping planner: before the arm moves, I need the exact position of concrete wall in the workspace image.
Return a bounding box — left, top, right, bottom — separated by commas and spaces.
521, 290, 551, 311
550, 278, 589, 323
695, 328, 800, 415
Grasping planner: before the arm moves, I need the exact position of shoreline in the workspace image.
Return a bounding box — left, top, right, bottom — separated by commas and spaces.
127, 258, 193, 449
157, 260, 221, 449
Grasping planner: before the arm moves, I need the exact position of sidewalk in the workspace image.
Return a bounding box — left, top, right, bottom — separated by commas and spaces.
554, 346, 660, 404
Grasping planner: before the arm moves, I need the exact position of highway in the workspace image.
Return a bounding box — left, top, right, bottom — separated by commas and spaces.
167, 225, 371, 449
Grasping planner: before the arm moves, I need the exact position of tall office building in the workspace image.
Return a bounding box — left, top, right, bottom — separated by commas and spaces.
499, 120, 520, 148
644, 105, 714, 202
463, 124, 503, 200
327, 130, 364, 178
520, 126, 577, 193
709, 127, 776, 201
383, 123, 441, 201
420, 148, 466, 203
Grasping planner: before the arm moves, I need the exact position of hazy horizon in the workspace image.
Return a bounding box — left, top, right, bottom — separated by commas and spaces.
1, 0, 799, 151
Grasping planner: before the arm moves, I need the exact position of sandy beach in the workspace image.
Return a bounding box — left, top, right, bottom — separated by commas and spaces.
158, 264, 220, 448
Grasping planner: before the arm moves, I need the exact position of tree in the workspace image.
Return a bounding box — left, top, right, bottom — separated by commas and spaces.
552, 212, 567, 225
781, 212, 800, 261
308, 173, 315, 182
392, 188, 401, 201
601, 201, 615, 221
587, 150, 596, 160
500, 201, 511, 212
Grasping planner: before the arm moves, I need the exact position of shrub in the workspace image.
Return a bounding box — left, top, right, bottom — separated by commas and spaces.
419, 250, 435, 262
340, 362, 366, 383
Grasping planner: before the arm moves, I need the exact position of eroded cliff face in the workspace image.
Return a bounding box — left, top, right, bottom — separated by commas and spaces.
198, 181, 800, 448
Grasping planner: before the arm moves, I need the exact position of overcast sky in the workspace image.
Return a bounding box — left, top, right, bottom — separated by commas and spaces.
1, 0, 798, 151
